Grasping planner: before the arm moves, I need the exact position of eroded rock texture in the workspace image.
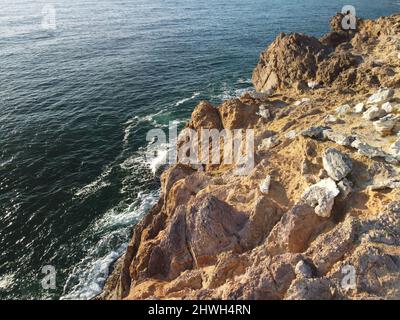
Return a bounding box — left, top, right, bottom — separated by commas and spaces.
100, 13, 400, 300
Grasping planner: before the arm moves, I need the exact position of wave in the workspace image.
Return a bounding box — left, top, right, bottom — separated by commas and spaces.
175, 92, 200, 107
74, 166, 112, 198
213, 84, 255, 101
236, 78, 252, 84
60, 191, 159, 300
0, 273, 15, 290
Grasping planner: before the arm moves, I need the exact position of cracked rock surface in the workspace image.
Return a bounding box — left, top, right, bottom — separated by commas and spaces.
100, 14, 400, 300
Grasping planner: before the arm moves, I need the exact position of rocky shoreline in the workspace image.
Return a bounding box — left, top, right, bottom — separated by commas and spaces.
100, 13, 400, 300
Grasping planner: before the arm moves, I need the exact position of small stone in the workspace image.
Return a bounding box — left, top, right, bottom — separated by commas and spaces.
294, 98, 311, 106
258, 136, 281, 151
351, 139, 386, 158
285, 130, 297, 139
301, 178, 340, 218
322, 148, 353, 181
362, 105, 386, 120
338, 178, 353, 199
308, 81, 320, 89
295, 260, 314, 278
257, 104, 271, 120
324, 115, 342, 124
259, 175, 271, 194
336, 104, 352, 115
382, 102, 393, 113
373, 114, 399, 136
353, 103, 365, 113
368, 178, 400, 190
389, 139, 400, 158
251, 90, 273, 100
367, 88, 395, 105
301, 126, 330, 140
324, 130, 356, 147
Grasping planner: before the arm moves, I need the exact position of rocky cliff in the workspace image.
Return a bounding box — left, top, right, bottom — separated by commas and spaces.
100, 13, 400, 300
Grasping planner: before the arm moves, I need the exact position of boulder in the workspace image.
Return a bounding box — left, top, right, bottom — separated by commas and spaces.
336, 104, 352, 115
301, 178, 340, 217
353, 102, 365, 113
351, 139, 386, 158
186, 195, 247, 267
257, 104, 271, 120
382, 102, 394, 113
322, 148, 353, 181
189, 101, 223, 130
316, 52, 359, 85
373, 114, 399, 136
266, 204, 325, 255
259, 175, 272, 194
258, 136, 281, 151
362, 105, 386, 120
367, 88, 395, 104
295, 260, 315, 279
301, 126, 330, 140
218, 99, 259, 129
252, 33, 329, 92
389, 139, 400, 158
324, 130, 356, 147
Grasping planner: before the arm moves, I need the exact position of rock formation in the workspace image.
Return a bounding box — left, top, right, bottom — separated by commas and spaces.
100, 13, 400, 300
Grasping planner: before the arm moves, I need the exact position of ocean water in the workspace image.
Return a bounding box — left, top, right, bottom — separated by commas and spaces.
0, 0, 399, 300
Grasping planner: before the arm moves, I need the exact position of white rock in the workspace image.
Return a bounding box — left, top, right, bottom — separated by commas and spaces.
295, 260, 314, 278
258, 136, 280, 151
285, 130, 297, 139
389, 139, 400, 158
367, 88, 395, 105
294, 98, 311, 106
353, 103, 365, 114
308, 81, 320, 89
257, 104, 271, 120
252, 90, 273, 100
338, 178, 353, 199
324, 115, 340, 124
336, 104, 352, 115
362, 105, 386, 121
322, 148, 353, 181
373, 114, 399, 136
351, 139, 386, 158
324, 130, 355, 147
301, 178, 340, 218
382, 102, 394, 113
259, 175, 271, 194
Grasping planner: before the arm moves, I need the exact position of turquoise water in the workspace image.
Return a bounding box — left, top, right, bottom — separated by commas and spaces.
0, 0, 399, 299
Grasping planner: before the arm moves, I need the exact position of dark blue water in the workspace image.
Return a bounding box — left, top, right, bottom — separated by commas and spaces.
0, 0, 399, 299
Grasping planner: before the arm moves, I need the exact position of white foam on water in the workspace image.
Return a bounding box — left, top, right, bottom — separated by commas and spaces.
148, 144, 170, 175
0, 273, 15, 290
74, 166, 112, 198
237, 78, 252, 84
61, 191, 159, 300
213, 83, 255, 101
0, 156, 14, 168
175, 92, 200, 107
94, 191, 158, 230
